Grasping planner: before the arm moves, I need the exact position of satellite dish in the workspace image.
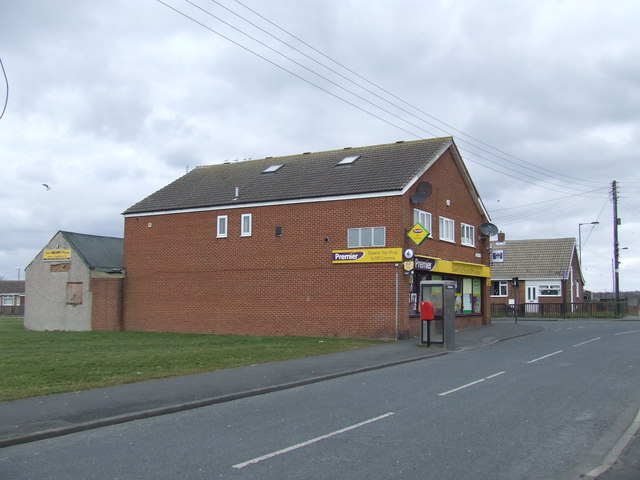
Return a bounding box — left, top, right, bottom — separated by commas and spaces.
410, 182, 432, 204
480, 222, 499, 237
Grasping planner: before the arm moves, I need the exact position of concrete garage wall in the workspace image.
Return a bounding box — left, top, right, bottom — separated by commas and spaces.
24, 232, 93, 331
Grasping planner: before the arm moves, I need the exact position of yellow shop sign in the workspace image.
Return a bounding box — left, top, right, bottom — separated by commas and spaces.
332, 248, 403, 263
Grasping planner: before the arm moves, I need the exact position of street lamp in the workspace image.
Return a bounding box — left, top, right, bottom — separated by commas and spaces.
578, 221, 599, 262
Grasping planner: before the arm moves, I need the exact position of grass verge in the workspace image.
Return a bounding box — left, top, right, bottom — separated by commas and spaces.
0, 317, 383, 402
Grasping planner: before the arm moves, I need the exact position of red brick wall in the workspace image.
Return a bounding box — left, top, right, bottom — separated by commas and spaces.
91, 277, 123, 331
123, 147, 490, 338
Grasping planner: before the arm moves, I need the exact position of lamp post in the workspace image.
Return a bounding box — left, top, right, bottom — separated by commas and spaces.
578, 221, 599, 262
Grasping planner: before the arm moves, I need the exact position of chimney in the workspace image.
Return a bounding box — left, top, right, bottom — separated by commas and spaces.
497, 231, 506, 243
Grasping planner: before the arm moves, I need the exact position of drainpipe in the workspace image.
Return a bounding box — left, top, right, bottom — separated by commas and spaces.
395, 263, 399, 340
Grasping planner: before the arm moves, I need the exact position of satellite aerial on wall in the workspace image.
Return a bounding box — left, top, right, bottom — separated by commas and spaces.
480, 222, 499, 238
410, 182, 432, 204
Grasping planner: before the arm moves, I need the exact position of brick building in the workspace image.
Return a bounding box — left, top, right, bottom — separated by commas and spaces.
122, 137, 492, 339
489, 236, 584, 312
0, 280, 25, 316
24, 231, 124, 331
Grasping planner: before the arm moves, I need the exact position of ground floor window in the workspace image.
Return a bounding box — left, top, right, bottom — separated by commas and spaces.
410, 272, 483, 315
538, 284, 561, 296
491, 280, 508, 297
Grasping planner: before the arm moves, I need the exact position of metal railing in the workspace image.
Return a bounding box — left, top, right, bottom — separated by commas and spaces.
491, 300, 629, 319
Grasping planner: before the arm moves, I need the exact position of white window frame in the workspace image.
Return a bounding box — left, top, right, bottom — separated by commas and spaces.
439, 216, 455, 243
241, 213, 252, 237
538, 284, 561, 296
347, 227, 386, 248
491, 281, 508, 297
413, 209, 432, 235
2, 296, 14, 306
461, 223, 475, 247
216, 215, 228, 238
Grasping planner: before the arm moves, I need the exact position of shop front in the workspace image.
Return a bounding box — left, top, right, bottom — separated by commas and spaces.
407, 255, 491, 327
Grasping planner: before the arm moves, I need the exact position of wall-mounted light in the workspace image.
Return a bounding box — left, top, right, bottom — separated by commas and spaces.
446, 199, 451, 207
275, 226, 283, 237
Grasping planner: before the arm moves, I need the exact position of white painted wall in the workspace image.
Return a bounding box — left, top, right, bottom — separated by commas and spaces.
24, 232, 93, 331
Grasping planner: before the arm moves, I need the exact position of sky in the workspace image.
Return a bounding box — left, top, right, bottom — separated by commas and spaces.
1, 0, 639, 293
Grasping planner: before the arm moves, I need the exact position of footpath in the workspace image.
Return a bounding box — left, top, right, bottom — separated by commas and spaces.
0, 320, 637, 479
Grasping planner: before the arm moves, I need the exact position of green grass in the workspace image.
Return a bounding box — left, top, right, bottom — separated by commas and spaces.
0, 318, 383, 402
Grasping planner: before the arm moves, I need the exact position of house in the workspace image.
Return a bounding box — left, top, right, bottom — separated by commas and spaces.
122, 137, 493, 339
489, 235, 584, 313
24, 231, 124, 331
0, 280, 25, 316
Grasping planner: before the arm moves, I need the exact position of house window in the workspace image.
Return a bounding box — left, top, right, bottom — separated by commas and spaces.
539, 284, 561, 296
491, 281, 508, 297
2, 296, 14, 306
439, 217, 455, 242
461, 223, 475, 247
241, 213, 252, 237
66, 283, 83, 305
413, 209, 432, 235
217, 215, 228, 238
348, 227, 386, 248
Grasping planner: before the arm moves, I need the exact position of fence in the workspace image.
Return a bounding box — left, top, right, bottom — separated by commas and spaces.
491, 300, 629, 319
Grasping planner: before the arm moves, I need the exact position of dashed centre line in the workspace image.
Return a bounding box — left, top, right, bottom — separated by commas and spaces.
438, 371, 505, 396
232, 412, 394, 469
615, 329, 640, 336
527, 350, 564, 364
574, 337, 601, 347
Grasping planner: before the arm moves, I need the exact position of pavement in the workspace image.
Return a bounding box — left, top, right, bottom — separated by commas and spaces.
0, 320, 638, 479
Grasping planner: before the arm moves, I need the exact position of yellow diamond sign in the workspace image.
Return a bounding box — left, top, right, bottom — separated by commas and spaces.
407, 223, 430, 246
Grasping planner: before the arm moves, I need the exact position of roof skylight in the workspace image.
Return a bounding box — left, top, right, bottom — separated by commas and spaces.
336, 155, 360, 166
262, 164, 284, 173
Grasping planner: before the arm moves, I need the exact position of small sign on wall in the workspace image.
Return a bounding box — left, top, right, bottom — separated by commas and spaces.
44, 249, 71, 261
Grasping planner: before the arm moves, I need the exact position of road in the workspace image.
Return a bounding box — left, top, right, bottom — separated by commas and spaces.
1, 321, 639, 479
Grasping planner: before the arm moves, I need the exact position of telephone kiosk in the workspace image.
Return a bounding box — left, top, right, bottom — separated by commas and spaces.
419, 280, 456, 349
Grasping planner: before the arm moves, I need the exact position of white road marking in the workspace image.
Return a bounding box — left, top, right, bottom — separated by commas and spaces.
438, 371, 506, 396
527, 350, 563, 364
232, 412, 395, 469
574, 337, 601, 347
615, 329, 640, 336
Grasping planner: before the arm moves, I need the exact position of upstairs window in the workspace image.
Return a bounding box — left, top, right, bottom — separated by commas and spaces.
217, 215, 228, 238
439, 217, 455, 243
348, 227, 385, 248
241, 213, 252, 237
461, 223, 475, 247
413, 209, 432, 235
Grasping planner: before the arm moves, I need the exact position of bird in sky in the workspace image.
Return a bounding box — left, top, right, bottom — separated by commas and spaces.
42, 184, 52, 190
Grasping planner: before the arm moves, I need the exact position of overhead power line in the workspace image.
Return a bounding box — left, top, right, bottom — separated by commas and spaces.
227, 0, 604, 189
156, 0, 607, 195
0, 56, 8, 119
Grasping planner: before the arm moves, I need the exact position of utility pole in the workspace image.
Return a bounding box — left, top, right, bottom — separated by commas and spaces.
612, 180, 621, 317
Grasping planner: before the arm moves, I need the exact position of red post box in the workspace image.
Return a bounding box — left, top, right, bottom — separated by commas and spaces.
420, 301, 434, 321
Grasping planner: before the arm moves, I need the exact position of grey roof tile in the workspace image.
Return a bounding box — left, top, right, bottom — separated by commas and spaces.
490, 238, 576, 279
123, 137, 453, 215
61, 231, 124, 272
0, 280, 25, 294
